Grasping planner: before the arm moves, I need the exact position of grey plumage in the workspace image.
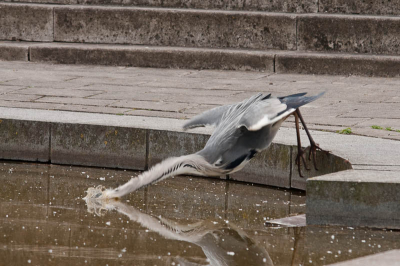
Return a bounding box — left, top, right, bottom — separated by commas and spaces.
190, 92, 324, 173
87, 92, 324, 199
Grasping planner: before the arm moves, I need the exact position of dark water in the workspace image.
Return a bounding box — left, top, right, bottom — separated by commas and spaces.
0, 162, 399, 266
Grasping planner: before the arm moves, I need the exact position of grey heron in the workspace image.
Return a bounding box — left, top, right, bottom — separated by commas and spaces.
86, 92, 325, 200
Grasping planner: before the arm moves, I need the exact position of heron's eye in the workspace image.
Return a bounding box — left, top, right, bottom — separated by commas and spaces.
239, 126, 247, 133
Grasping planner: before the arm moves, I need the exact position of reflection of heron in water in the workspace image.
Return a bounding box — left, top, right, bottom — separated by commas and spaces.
85, 197, 273, 266
86, 92, 325, 200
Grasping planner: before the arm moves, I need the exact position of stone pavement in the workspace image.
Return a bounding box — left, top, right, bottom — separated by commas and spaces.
1, 61, 399, 140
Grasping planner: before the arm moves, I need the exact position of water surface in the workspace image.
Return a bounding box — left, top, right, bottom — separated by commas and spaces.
0, 162, 399, 265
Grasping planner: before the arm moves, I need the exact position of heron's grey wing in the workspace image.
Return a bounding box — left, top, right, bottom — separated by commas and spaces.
238, 98, 294, 131
198, 93, 267, 164
239, 92, 325, 131
182, 104, 232, 130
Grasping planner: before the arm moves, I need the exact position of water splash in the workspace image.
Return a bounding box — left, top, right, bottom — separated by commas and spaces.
83, 185, 117, 216
83, 185, 117, 201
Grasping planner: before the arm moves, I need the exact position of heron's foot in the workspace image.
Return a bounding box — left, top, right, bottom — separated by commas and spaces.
295, 147, 310, 178
307, 142, 330, 171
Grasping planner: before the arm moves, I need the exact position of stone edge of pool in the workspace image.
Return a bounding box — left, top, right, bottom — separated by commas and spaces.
0, 106, 399, 229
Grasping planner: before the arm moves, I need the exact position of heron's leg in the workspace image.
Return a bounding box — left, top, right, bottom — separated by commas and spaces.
295, 109, 330, 170
294, 112, 309, 178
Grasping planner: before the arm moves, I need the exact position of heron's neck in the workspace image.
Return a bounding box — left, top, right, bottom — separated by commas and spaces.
105, 154, 208, 198
110, 201, 205, 242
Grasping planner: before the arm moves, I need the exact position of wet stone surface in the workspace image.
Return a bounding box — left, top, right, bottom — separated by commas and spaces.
1, 161, 399, 265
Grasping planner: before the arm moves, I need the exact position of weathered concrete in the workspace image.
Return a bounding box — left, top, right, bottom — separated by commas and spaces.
3, 40, 400, 76
307, 170, 400, 229
298, 14, 400, 55
230, 143, 292, 188
0, 41, 396, 76
0, 42, 29, 61
148, 129, 210, 167
13, 43, 400, 77
291, 147, 352, 190
275, 127, 400, 167
2, 0, 319, 13
328, 249, 400, 266
320, 0, 400, 16
275, 52, 400, 77
0, 3, 53, 42
54, 6, 297, 50
0, 107, 358, 190
0, 119, 50, 162
51, 123, 147, 170
29, 42, 276, 71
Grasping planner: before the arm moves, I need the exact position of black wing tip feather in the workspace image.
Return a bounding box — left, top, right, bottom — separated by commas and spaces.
280, 91, 325, 109
278, 92, 308, 99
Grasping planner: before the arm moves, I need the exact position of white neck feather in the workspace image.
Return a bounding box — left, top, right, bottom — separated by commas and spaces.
103, 154, 216, 199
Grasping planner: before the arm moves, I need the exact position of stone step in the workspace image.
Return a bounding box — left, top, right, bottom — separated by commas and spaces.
2, 3, 400, 55
2, 41, 400, 77
0, 0, 318, 13
319, 0, 400, 16
307, 169, 400, 229
1, 0, 399, 16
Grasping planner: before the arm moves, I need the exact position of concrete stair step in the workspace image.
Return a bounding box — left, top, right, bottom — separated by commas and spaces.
1, 3, 297, 51
0, 0, 319, 13
2, 41, 400, 77
2, 3, 400, 55
2, 0, 399, 16
319, 0, 400, 16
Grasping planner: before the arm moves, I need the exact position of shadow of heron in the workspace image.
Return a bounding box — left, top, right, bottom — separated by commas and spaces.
85, 197, 273, 266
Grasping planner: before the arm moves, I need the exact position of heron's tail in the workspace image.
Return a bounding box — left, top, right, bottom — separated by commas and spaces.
279, 91, 325, 110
